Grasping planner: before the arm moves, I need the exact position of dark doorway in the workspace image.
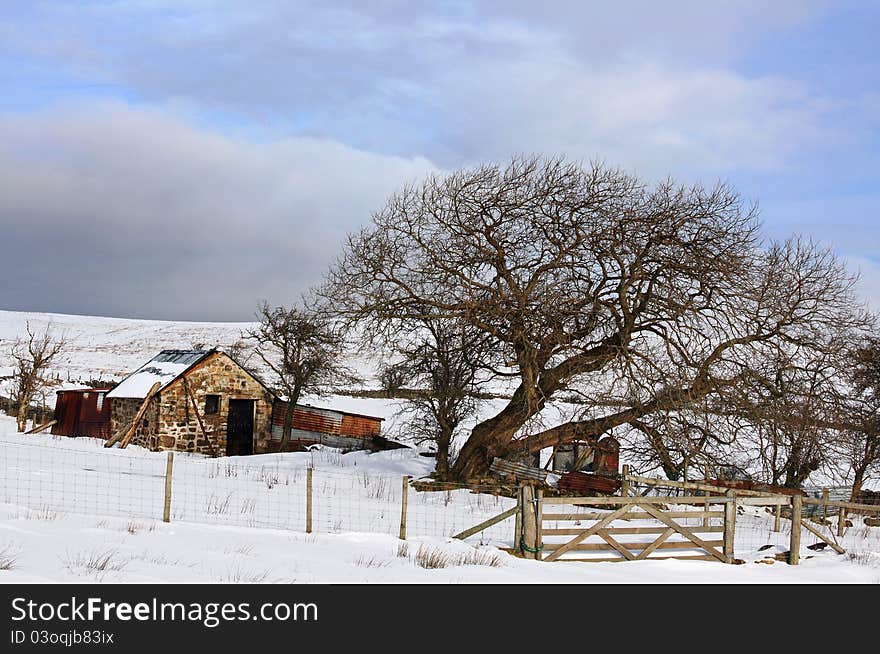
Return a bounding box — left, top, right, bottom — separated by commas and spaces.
226, 399, 255, 456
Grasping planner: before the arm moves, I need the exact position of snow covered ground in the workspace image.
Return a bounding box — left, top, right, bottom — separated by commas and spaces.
1, 309, 879, 582
1, 414, 878, 583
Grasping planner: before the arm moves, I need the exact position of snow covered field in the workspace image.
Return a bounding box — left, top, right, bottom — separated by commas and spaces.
1, 309, 879, 583
1, 415, 879, 583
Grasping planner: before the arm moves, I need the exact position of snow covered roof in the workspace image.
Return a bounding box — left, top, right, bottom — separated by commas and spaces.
106, 350, 214, 399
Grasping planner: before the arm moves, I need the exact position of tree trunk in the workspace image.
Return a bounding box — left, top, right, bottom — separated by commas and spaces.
281, 397, 296, 450
850, 468, 866, 503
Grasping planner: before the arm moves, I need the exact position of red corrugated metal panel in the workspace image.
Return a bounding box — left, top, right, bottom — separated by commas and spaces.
52, 391, 81, 436
51, 389, 111, 438
272, 402, 342, 435
557, 471, 621, 494
340, 414, 381, 438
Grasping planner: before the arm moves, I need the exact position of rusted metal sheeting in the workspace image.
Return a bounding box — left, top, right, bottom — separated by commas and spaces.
51, 389, 111, 439
272, 402, 342, 434
557, 471, 621, 495
340, 414, 381, 438
271, 401, 383, 440
489, 457, 549, 484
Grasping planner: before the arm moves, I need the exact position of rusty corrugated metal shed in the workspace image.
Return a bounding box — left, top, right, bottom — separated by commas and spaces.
51, 389, 111, 439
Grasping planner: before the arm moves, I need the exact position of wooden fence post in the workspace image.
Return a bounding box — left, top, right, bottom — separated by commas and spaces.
620, 465, 630, 497
822, 488, 829, 524
837, 507, 846, 538
521, 485, 538, 560
514, 485, 523, 554
535, 489, 544, 562
306, 467, 313, 534
399, 475, 410, 540
163, 451, 174, 523
789, 495, 802, 565
774, 503, 781, 532
723, 492, 736, 562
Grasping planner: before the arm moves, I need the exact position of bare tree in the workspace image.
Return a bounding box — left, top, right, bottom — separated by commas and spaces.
385, 320, 491, 478
244, 301, 358, 448
843, 335, 880, 500
11, 322, 66, 432
321, 155, 871, 481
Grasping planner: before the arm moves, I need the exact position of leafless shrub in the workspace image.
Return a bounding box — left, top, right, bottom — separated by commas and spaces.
413, 545, 449, 569
206, 493, 232, 515
22, 506, 64, 521
225, 544, 255, 556
220, 565, 270, 583
451, 548, 504, 568
62, 548, 128, 579
353, 555, 391, 568
0, 543, 21, 570
396, 542, 409, 558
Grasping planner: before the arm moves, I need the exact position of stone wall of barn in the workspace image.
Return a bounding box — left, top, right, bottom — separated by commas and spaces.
109, 397, 160, 449
156, 352, 274, 455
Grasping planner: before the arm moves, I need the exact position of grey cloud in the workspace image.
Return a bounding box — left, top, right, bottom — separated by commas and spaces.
0, 102, 435, 320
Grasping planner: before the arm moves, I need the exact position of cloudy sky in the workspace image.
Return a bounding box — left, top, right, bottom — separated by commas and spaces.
1, 1, 878, 320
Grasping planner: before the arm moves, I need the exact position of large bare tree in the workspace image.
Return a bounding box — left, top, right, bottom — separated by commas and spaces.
321, 157, 857, 478
244, 301, 358, 448
11, 322, 66, 432
321, 156, 870, 481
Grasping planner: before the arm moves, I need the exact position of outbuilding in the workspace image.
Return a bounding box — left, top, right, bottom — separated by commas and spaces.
105, 349, 387, 456
107, 349, 275, 455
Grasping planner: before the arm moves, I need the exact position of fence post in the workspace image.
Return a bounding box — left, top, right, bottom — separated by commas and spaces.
162, 451, 174, 523
723, 491, 736, 562
837, 507, 846, 538
821, 488, 829, 524
306, 467, 313, 534
620, 464, 630, 497
535, 488, 544, 562
399, 475, 410, 540
774, 503, 781, 532
514, 485, 523, 554
789, 495, 802, 565
521, 485, 538, 560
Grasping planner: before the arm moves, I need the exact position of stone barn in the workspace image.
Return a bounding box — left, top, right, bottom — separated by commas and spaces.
107, 349, 275, 455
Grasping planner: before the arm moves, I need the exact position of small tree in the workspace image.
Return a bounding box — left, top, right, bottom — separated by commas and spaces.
386, 320, 490, 478
11, 322, 66, 431
244, 301, 358, 448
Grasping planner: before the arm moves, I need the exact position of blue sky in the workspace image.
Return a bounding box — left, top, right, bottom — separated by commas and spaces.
0, 1, 877, 320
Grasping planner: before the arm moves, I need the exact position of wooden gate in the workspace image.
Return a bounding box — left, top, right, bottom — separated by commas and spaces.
538, 495, 736, 563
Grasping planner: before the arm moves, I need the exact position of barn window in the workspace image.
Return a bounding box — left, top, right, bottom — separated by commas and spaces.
96, 394, 104, 411
204, 395, 220, 415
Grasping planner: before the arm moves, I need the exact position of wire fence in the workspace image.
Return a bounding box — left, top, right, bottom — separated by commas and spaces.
0, 436, 516, 547
0, 434, 877, 566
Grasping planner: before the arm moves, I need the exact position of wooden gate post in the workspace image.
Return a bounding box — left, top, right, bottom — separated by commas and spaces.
514, 485, 523, 554
535, 489, 544, 562
620, 465, 630, 497
723, 492, 736, 562
789, 495, 803, 565
837, 507, 846, 538
306, 467, 313, 534
399, 475, 410, 540
163, 451, 174, 523
521, 485, 538, 560
822, 488, 829, 524
774, 503, 781, 532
